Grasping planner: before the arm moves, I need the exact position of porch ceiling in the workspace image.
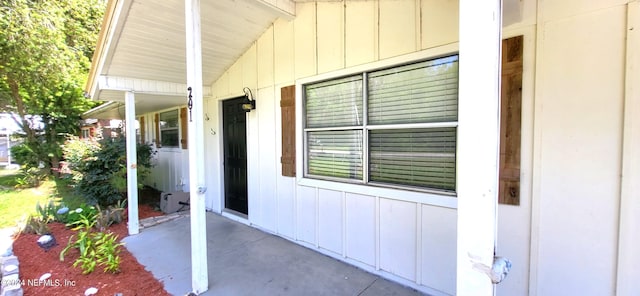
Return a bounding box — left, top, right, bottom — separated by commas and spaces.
86, 0, 523, 119
85, 0, 295, 118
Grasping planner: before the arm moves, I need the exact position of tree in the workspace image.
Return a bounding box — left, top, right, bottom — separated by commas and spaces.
0, 0, 105, 172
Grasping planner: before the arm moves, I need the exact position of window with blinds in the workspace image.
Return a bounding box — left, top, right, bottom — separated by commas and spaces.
303, 55, 459, 193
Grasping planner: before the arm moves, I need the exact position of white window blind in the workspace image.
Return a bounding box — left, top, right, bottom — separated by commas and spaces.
368, 56, 459, 125
369, 128, 456, 191
303, 55, 459, 193
306, 75, 363, 128
307, 130, 363, 180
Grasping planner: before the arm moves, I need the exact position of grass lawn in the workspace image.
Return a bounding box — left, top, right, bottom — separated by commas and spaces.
0, 168, 85, 228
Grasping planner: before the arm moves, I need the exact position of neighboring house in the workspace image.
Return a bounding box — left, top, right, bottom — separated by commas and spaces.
0, 131, 11, 165
79, 118, 123, 140
83, 0, 640, 295
0, 113, 22, 165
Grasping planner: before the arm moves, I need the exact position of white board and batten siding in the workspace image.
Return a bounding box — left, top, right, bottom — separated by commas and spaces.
137, 0, 640, 295
209, 2, 491, 295
531, 1, 632, 295
138, 112, 191, 194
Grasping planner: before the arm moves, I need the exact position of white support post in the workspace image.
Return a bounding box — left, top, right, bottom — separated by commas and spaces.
457, 0, 502, 295
125, 91, 139, 235
617, 2, 640, 295
6, 132, 10, 165
185, 0, 208, 294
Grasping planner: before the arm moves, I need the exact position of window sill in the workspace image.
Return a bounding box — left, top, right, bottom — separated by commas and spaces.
157, 147, 182, 152
297, 177, 457, 209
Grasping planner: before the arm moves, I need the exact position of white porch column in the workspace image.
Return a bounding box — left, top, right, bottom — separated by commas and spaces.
457, 0, 502, 295
617, 2, 640, 295
125, 91, 139, 235
185, 0, 208, 294
6, 133, 10, 165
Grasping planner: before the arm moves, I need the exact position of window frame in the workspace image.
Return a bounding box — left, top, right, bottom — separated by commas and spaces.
159, 109, 180, 148
300, 48, 460, 196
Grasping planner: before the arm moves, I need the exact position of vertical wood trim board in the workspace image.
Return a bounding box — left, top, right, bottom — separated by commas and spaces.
180, 107, 188, 149
280, 85, 296, 177
499, 35, 524, 205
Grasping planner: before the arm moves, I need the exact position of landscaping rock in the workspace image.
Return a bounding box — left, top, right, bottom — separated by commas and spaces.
36, 234, 56, 251
1, 257, 18, 276
0, 229, 13, 257
0, 274, 23, 296
84, 287, 98, 295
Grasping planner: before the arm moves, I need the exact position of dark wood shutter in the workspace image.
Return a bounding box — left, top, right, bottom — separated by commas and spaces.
139, 116, 146, 144
180, 107, 188, 149
499, 35, 524, 205
154, 113, 160, 147
280, 85, 296, 177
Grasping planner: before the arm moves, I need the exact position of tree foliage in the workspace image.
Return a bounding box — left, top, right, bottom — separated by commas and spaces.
0, 0, 105, 171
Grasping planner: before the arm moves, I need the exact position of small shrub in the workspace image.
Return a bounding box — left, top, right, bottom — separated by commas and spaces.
22, 215, 50, 235
15, 167, 47, 188
63, 135, 154, 206
35, 200, 57, 223
60, 212, 123, 274
94, 232, 123, 273
10, 143, 40, 169
64, 204, 98, 226
61, 136, 100, 181
95, 200, 126, 231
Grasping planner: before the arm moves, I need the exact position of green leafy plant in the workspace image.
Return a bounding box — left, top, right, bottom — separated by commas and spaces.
10, 144, 41, 169
64, 204, 98, 226
60, 135, 101, 182
95, 200, 126, 231
94, 232, 123, 273
34, 200, 57, 222
63, 135, 154, 206
22, 215, 51, 235
60, 211, 123, 274
15, 167, 47, 188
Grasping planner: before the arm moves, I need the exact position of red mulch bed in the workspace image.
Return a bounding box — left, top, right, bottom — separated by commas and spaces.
12, 204, 170, 296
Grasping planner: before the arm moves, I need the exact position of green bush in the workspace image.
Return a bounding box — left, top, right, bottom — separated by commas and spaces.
10, 142, 40, 168
64, 204, 98, 225
61, 135, 100, 182
63, 135, 154, 206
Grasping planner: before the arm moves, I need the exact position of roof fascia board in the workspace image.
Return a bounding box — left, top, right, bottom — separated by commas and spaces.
86, 0, 133, 99
98, 76, 213, 97
82, 101, 120, 119
252, 0, 296, 20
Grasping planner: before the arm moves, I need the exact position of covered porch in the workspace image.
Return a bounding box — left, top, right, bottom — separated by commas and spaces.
85, 0, 526, 295
124, 212, 422, 295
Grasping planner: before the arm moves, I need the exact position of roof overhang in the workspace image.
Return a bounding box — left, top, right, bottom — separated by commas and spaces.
84, 0, 523, 119
84, 0, 295, 118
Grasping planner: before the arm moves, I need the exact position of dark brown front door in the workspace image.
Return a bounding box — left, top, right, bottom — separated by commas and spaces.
223, 97, 248, 215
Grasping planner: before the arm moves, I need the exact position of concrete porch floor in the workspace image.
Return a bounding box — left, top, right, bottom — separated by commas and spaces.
123, 212, 426, 296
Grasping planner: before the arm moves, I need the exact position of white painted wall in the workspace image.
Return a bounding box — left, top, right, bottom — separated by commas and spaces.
136, 0, 640, 295
207, 2, 470, 295
139, 110, 191, 194
530, 1, 628, 295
